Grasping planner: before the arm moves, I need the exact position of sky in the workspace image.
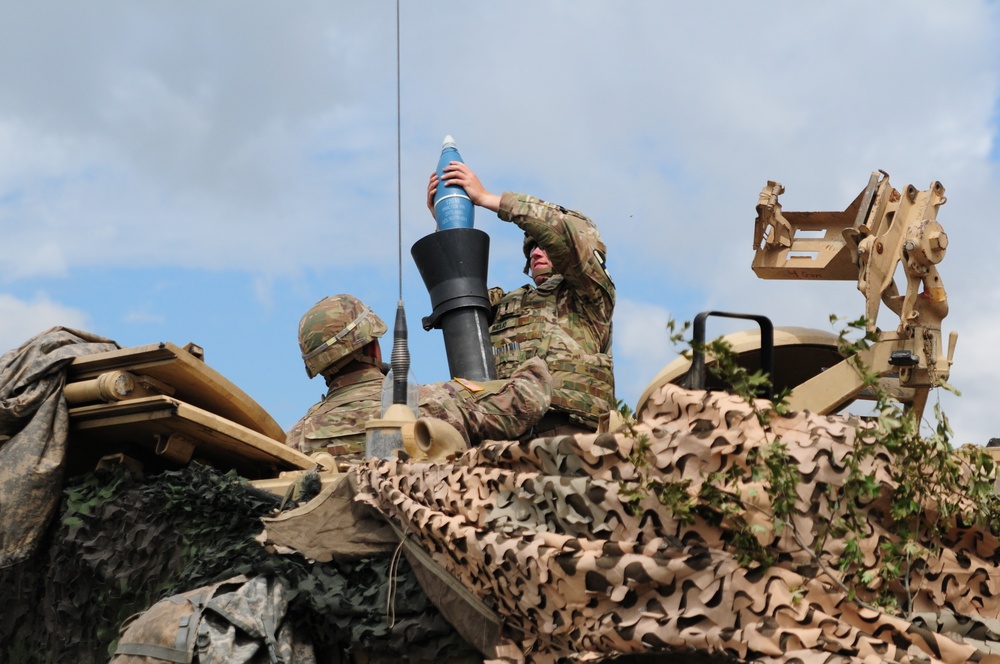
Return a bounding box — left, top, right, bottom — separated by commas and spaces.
1, 1, 998, 447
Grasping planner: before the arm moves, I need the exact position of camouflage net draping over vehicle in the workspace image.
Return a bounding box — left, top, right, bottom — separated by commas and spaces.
354, 383, 1000, 664
1, 462, 476, 664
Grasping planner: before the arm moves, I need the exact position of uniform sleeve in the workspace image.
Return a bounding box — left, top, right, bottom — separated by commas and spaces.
284, 418, 305, 451
497, 191, 614, 316
417, 357, 551, 445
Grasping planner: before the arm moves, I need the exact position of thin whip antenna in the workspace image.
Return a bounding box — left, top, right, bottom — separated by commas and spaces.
395, 0, 402, 299
391, 0, 410, 406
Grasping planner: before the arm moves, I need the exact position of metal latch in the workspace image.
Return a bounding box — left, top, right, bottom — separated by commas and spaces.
888, 350, 919, 367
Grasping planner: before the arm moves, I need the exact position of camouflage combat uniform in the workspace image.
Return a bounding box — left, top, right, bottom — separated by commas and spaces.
286, 357, 551, 456
489, 192, 615, 431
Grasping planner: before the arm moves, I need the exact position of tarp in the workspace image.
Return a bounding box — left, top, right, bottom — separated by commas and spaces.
260, 473, 398, 562
0, 327, 118, 568
350, 383, 1000, 663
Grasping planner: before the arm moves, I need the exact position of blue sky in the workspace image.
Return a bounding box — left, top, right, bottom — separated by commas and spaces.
2, 1, 999, 446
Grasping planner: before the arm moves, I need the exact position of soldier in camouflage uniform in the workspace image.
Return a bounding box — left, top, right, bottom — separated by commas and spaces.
427, 163, 614, 435
286, 294, 552, 457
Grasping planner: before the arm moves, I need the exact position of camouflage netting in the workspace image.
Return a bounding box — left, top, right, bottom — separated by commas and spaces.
354, 383, 1000, 664
0, 462, 477, 664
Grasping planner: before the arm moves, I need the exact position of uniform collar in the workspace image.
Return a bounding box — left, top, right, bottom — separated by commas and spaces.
534, 274, 563, 294
325, 364, 384, 394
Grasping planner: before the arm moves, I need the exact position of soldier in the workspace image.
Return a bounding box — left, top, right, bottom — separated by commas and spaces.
427, 163, 615, 436
286, 293, 552, 457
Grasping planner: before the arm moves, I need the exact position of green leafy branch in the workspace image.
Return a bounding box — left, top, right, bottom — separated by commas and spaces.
623, 318, 798, 569
821, 315, 1000, 613
622, 314, 1000, 617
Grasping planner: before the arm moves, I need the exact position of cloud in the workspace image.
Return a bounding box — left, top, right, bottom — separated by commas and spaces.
0, 2, 400, 278
612, 298, 678, 409
0, 293, 90, 352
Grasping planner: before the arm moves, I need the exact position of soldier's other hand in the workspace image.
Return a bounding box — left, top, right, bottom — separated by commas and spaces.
426, 172, 438, 220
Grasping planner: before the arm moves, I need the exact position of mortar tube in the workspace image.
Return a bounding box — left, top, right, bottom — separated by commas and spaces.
436, 308, 495, 381
411, 227, 497, 382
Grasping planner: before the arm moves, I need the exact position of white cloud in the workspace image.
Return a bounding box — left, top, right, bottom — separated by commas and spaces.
612, 298, 678, 410
253, 275, 275, 311
0, 293, 90, 352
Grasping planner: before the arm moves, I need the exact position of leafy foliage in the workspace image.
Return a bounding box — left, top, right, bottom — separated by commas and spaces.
820, 315, 1000, 612
623, 315, 1000, 616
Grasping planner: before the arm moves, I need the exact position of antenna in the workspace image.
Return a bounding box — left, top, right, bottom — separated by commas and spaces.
395, 0, 402, 301
366, 0, 415, 459
391, 0, 410, 406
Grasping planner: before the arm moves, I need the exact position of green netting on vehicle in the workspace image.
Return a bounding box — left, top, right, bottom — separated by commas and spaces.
0, 462, 477, 664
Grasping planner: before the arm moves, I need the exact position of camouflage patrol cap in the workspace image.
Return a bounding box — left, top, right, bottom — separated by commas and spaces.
298, 294, 387, 378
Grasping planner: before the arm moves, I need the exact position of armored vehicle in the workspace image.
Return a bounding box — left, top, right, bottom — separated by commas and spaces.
6, 172, 997, 664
